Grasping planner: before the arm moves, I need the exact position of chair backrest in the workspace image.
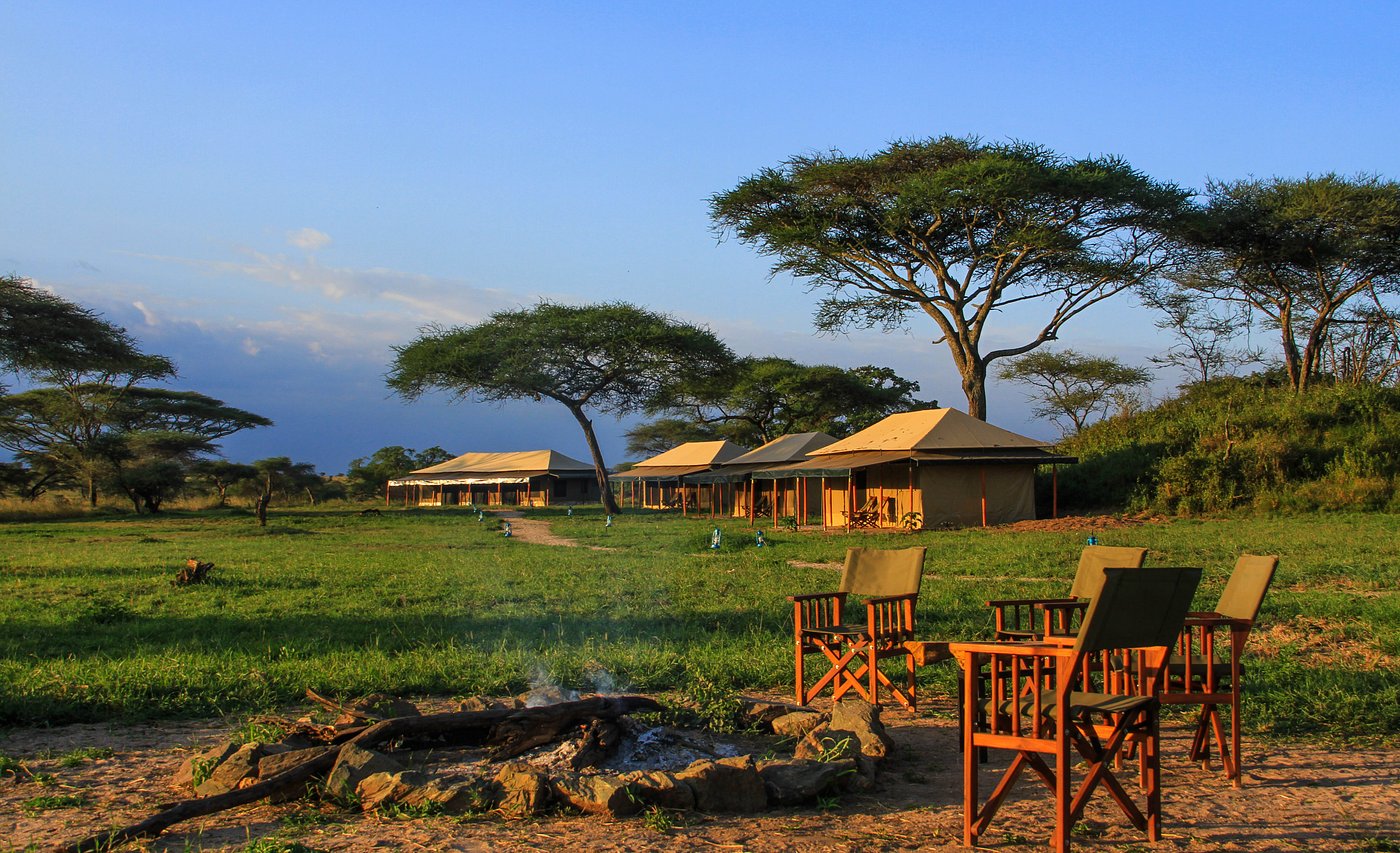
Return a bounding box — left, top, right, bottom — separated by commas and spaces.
838, 547, 926, 597
1074, 567, 1203, 654
1068, 545, 1149, 599
1215, 554, 1279, 621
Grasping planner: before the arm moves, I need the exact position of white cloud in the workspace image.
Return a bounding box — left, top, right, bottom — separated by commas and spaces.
286, 227, 332, 251
241, 337, 261, 357
132, 300, 159, 326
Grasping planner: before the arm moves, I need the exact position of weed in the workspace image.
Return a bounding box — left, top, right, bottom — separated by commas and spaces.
641, 805, 675, 833
680, 674, 746, 734
20, 793, 86, 815
812, 735, 855, 762
77, 597, 134, 625
1355, 838, 1400, 853
279, 807, 341, 831
243, 841, 328, 853
190, 756, 220, 788
57, 746, 114, 767
816, 794, 840, 811
375, 800, 446, 820
234, 719, 287, 745
30, 772, 57, 787
0, 754, 22, 776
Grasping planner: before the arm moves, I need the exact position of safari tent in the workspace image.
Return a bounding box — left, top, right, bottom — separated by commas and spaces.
751, 409, 1075, 529
387, 450, 599, 507
685, 432, 837, 522
609, 440, 748, 510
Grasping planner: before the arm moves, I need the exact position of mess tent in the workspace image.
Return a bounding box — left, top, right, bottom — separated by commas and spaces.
608, 440, 747, 510
387, 450, 600, 507
750, 409, 1076, 529
684, 432, 837, 522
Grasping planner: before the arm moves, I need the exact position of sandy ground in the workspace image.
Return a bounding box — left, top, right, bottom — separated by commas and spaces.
2, 695, 1396, 853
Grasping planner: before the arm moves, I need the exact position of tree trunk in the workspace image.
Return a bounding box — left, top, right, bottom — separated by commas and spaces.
87, 477, 98, 507
256, 476, 271, 527
569, 404, 620, 514
961, 362, 989, 421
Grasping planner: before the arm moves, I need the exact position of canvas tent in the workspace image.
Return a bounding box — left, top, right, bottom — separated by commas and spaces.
609, 440, 748, 510
751, 409, 1075, 529
387, 450, 599, 507
685, 432, 837, 522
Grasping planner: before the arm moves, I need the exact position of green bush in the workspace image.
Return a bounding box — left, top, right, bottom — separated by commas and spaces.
1053, 377, 1400, 515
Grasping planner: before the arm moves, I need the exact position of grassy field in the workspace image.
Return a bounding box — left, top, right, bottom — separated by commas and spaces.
0, 505, 1396, 744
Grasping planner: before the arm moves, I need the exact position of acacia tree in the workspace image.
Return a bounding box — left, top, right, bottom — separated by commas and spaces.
997, 349, 1151, 435
711, 137, 1192, 420
1138, 279, 1262, 384
345, 445, 453, 499
632, 357, 928, 452
388, 302, 734, 515
1173, 174, 1400, 392
1, 275, 150, 385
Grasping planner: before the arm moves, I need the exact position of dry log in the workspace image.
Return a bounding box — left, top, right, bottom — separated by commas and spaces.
173, 559, 214, 586
569, 719, 622, 770
53, 695, 663, 853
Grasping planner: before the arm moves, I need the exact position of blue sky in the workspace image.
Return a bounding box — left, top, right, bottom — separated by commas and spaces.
5, 2, 1399, 472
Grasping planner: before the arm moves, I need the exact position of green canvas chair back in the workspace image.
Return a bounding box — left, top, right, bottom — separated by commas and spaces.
1068, 545, 1149, 599
838, 547, 926, 598
1215, 554, 1279, 621
1074, 567, 1203, 655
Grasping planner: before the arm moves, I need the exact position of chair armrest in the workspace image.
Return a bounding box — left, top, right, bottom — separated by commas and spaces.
950, 640, 1071, 657
788, 591, 843, 603
984, 596, 1078, 608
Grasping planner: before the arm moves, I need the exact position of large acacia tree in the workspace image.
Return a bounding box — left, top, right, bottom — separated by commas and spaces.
387, 302, 734, 514
711, 137, 1192, 419
1, 275, 151, 383
1169, 174, 1400, 392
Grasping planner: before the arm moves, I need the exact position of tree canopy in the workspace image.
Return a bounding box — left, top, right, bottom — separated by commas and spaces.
346, 445, 453, 500
997, 349, 1151, 435
629, 357, 927, 455
0, 275, 158, 383
388, 302, 734, 514
1169, 174, 1400, 392
711, 136, 1191, 419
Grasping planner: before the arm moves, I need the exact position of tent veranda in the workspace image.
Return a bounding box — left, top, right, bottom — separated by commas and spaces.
608, 440, 749, 511
387, 450, 599, 507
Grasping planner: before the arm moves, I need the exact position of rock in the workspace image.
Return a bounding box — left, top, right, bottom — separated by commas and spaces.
674, 755, 767, 813
551, 770, 642, 817
402, 777, 495, 815
771, 711, 826, 739
795, 728, 858, 762
738, 696, 810, 728
257, 745, 333, 803
195, 743, 286, 797
173, 739, 239, 791
356, 770, 429, 811
325, 744, 404, 802
617, 769, 695, 811
850, 754, 879, 791
830, 698, 893, 759
757, 758, 856, 805
494, 762, 551, 818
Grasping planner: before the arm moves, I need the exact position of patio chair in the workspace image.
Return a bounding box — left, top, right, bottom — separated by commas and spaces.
790, 546, 926, 710
986, 545, 1148, 640
952, 566, 1203, 853
1160, 553, 1278, 786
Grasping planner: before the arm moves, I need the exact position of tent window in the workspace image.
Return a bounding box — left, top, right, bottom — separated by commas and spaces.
854, 470, 868, 490
554, 479, 568, 498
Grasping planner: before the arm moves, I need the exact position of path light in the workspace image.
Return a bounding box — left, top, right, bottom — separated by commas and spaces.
1086, 535, 1099, 546
503, 521, 512, 538
755, 530, 766, 548
710, 527, 722, 550
477, 510, 484, 522
567, 507, 573, 517
606, 515, 613, 528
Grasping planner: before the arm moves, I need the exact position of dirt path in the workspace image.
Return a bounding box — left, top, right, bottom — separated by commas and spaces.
491, 510, 614, 551
3, 698, 1395, 852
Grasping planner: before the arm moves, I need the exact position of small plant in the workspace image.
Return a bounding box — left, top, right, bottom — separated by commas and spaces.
234, 718, 286, 745
279, 807, 341, 831
640, 805, 675, 833
816, 794, 841, 811
190, 756, 220, 789
20, 793, 86, 815
77, 597, 134, 625
0, 753, 22, 776
58, 746, 114, 767
30, 772, 57, 787
898, 511, 923, 531
680, 674, 745, 734
375, 800, 446, 820
812, 735, 855, 762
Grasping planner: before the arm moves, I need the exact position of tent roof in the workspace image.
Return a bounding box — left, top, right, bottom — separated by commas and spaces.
752, 448, 1077, 478
406, 449, 594, 478
631, 440, 748, 469
724, 432, 837, 466
810, 409, 1050, 455
610, 465, 708, 481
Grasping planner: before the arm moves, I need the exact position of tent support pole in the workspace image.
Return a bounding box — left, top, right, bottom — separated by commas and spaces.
908, 462, 914, 527
1052, 464, 1059, 519
980, 467, 987, 528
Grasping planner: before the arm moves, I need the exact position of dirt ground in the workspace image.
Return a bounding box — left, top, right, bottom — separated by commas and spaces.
2, 694, 1396, 853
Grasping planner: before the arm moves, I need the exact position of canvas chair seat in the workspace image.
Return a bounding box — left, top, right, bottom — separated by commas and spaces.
1159, 554, 1278, 786
952, 567, 1203, 853
790, 547, 926, 710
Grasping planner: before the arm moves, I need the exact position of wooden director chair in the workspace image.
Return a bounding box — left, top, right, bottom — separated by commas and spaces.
986, 545, 1149, 640
790, 547, 926, 710
1160, 554, 1278, 786
952, 566, 1203, 853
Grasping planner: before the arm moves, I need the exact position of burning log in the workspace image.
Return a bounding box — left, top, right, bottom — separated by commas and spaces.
53, 695, 662, 853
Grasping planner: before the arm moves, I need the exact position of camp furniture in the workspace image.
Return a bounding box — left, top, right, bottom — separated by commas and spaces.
985, 545, 1148, 640
1160, 554, 1278, 786
790, 547, 926, 710
952, 566, 1203, 853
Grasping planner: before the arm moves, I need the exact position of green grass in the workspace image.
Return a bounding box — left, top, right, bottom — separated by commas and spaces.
0, 505, 1396, 744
